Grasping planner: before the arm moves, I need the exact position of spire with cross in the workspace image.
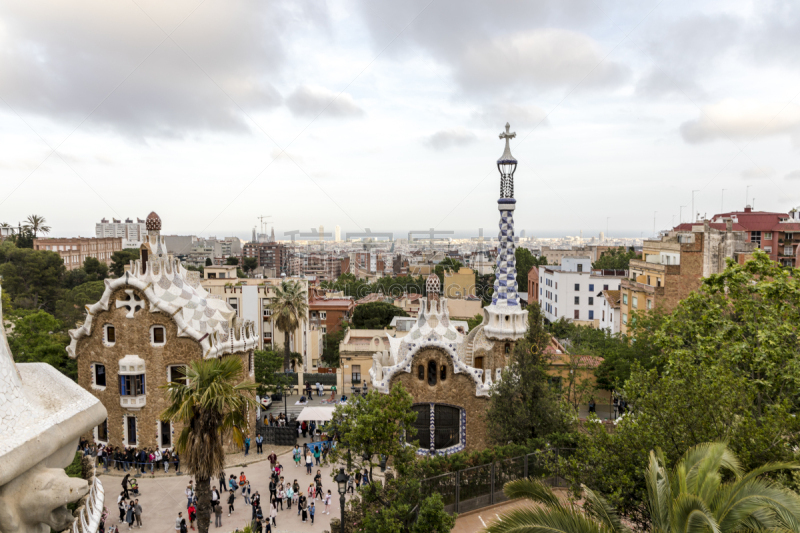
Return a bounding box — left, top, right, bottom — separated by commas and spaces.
497, 123, 517, 199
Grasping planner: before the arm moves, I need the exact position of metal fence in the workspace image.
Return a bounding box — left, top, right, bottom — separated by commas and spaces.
420, 448, 575, 514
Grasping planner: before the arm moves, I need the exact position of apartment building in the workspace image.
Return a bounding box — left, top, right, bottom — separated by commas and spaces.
443, 267, 477, 298
308, 289, 356, 336
33, 237, 123, 271
674, 206, 800, 267
243, 242, 288, 274
200, 266, 323, 370
534, 257, 627, 327
597, 290, 620, 334
619, 220, 756, 334
540, 245, 613, 265
96, 217, 146, 248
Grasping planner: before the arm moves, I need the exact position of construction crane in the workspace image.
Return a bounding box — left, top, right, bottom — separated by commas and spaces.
257, 215, 272, 240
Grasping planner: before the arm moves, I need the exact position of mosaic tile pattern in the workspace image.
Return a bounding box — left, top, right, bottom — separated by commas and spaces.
492, 206, 519, 306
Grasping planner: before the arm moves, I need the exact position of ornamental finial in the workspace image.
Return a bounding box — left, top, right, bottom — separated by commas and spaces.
497, 123, 517, 198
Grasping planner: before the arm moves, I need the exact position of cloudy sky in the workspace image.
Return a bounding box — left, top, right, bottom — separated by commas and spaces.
1, 0, 799, 240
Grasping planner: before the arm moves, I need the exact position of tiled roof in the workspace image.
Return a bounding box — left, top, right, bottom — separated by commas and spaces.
602, 290, 621, 307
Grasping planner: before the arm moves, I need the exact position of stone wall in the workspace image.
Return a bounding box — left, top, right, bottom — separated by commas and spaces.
76, 286, 255, 450
391, 347, 490, 452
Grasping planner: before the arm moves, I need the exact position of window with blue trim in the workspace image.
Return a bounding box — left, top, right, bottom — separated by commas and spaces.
589, 284, 594, 292
589, 310, 594, 319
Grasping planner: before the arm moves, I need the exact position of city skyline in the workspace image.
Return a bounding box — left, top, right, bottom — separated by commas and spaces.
1, 0, 799, 238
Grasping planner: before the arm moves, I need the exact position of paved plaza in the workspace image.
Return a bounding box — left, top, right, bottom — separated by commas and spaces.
101, 441, 354, 533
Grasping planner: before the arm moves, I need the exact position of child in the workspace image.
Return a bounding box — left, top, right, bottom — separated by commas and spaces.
309, 501, 316, 524
324, 490, 331, 514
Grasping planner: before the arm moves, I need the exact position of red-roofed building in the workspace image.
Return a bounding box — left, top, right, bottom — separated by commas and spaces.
674, 206, 800, 267
309, 289, 356, 336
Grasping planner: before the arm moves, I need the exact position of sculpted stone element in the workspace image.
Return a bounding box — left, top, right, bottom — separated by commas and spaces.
0, 287, 107, 533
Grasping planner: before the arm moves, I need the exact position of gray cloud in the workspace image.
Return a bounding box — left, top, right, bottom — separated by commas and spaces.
472, 103, 549, 129
456, 29, 628, 93
786, 170, 800, 180
0, 0, 327, 138
426, 128, 478, 150
354, 0, 626, 95
635, 14, 741, 99
285, 86, 364, 118
679, 100, 800, 145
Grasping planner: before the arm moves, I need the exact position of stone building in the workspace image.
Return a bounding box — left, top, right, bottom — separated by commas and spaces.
33, 236, 123, 270
68, 213, 258, 450
368, 124, 528, 455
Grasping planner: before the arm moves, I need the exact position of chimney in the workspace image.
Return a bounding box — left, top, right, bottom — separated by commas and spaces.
744, 205, 752, 213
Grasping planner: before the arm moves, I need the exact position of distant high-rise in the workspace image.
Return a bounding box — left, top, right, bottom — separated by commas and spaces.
335, 225, 341, 242
520, 229, 526, 238
319, 225, 324, 241
599, 231, 605, 242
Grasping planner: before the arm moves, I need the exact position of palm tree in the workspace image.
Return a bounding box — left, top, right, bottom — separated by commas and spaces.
268, 280, 308, 371
484, 442, 800, 533
24, 214, 51, 237
160, 357, 259, 533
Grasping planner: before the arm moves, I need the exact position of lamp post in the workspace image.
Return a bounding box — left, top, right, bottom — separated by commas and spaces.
335, 468, 349, 533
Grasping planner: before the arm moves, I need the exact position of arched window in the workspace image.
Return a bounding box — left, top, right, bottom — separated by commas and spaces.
440, 364, 447, 381
408, 404, 463, 452
417, 365, 425, 381
427, 360, 437, 386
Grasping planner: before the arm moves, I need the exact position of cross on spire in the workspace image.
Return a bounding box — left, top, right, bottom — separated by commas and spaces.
499, 122, 516, 142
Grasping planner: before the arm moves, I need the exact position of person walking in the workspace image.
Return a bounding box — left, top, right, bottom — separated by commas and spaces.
244, 436, 251, 456
305, 453, 313, 475
218, 471, 226, 493
309, 501, 316, 525
298, 494, 307, 522
313, 446, 321, 466
125, 501, 135, 530
121, 474, 130, 500
355, 470, 361, 490
276, 484, 284, 511
187, 503, 197, 531
269, 499, 277, 527
255, 434, 263, 454
118, 495, 126, 523
212, 502, 222, 528
251, 491, 261, 520
324, 490, 331, 514
133, 500, 142, 528
285, 483, 293, 511
243, 480, 251, 506
292, 445, 301, 468
267, 451, 277, 470
268, 477, 277, 502
185, 484, 194, 508
175, 512, 186, 533
227, 490, 235, 516
253, 517, 263, 533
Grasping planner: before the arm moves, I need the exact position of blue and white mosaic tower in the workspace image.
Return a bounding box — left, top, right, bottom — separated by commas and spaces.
483, 123, 529, 341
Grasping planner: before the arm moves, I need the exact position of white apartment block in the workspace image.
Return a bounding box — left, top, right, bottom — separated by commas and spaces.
538, 257, 626, 326
96, 218, 146, 248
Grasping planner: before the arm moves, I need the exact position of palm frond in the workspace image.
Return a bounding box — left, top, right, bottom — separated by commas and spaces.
583, 485, 629, 533
645, 450, 672, 533
503, 479, 564, 509
669, 493, 720, 533
483, 504, 613, 533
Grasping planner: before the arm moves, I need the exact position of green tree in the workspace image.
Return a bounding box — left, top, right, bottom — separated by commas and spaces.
24, 214, 51, 237
514, 247, 539, 292
330, 384, 455, 532
242, 257, 258, 272
0, 242, 65, 312
82, 256, 109, 280
225, 257, 239, 266
322, 322, 348, 367
351, 301, 408, 329
253, 350, 294, 398
186, 264, 204, 277
6, 310, 75, 378
55, 281, 106, 329
268, 280, 308, 371
8, 227, 34, 248
160, 357, 258, 533
486, 303, 570, 443
467, 313, 483, 331
486, 442, 800, 533
109, 248, 140, 277
592, 247, 640, 270
205, 257, 212, 266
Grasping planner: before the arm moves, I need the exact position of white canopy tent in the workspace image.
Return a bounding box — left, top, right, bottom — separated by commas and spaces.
296, 406, 336, 422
